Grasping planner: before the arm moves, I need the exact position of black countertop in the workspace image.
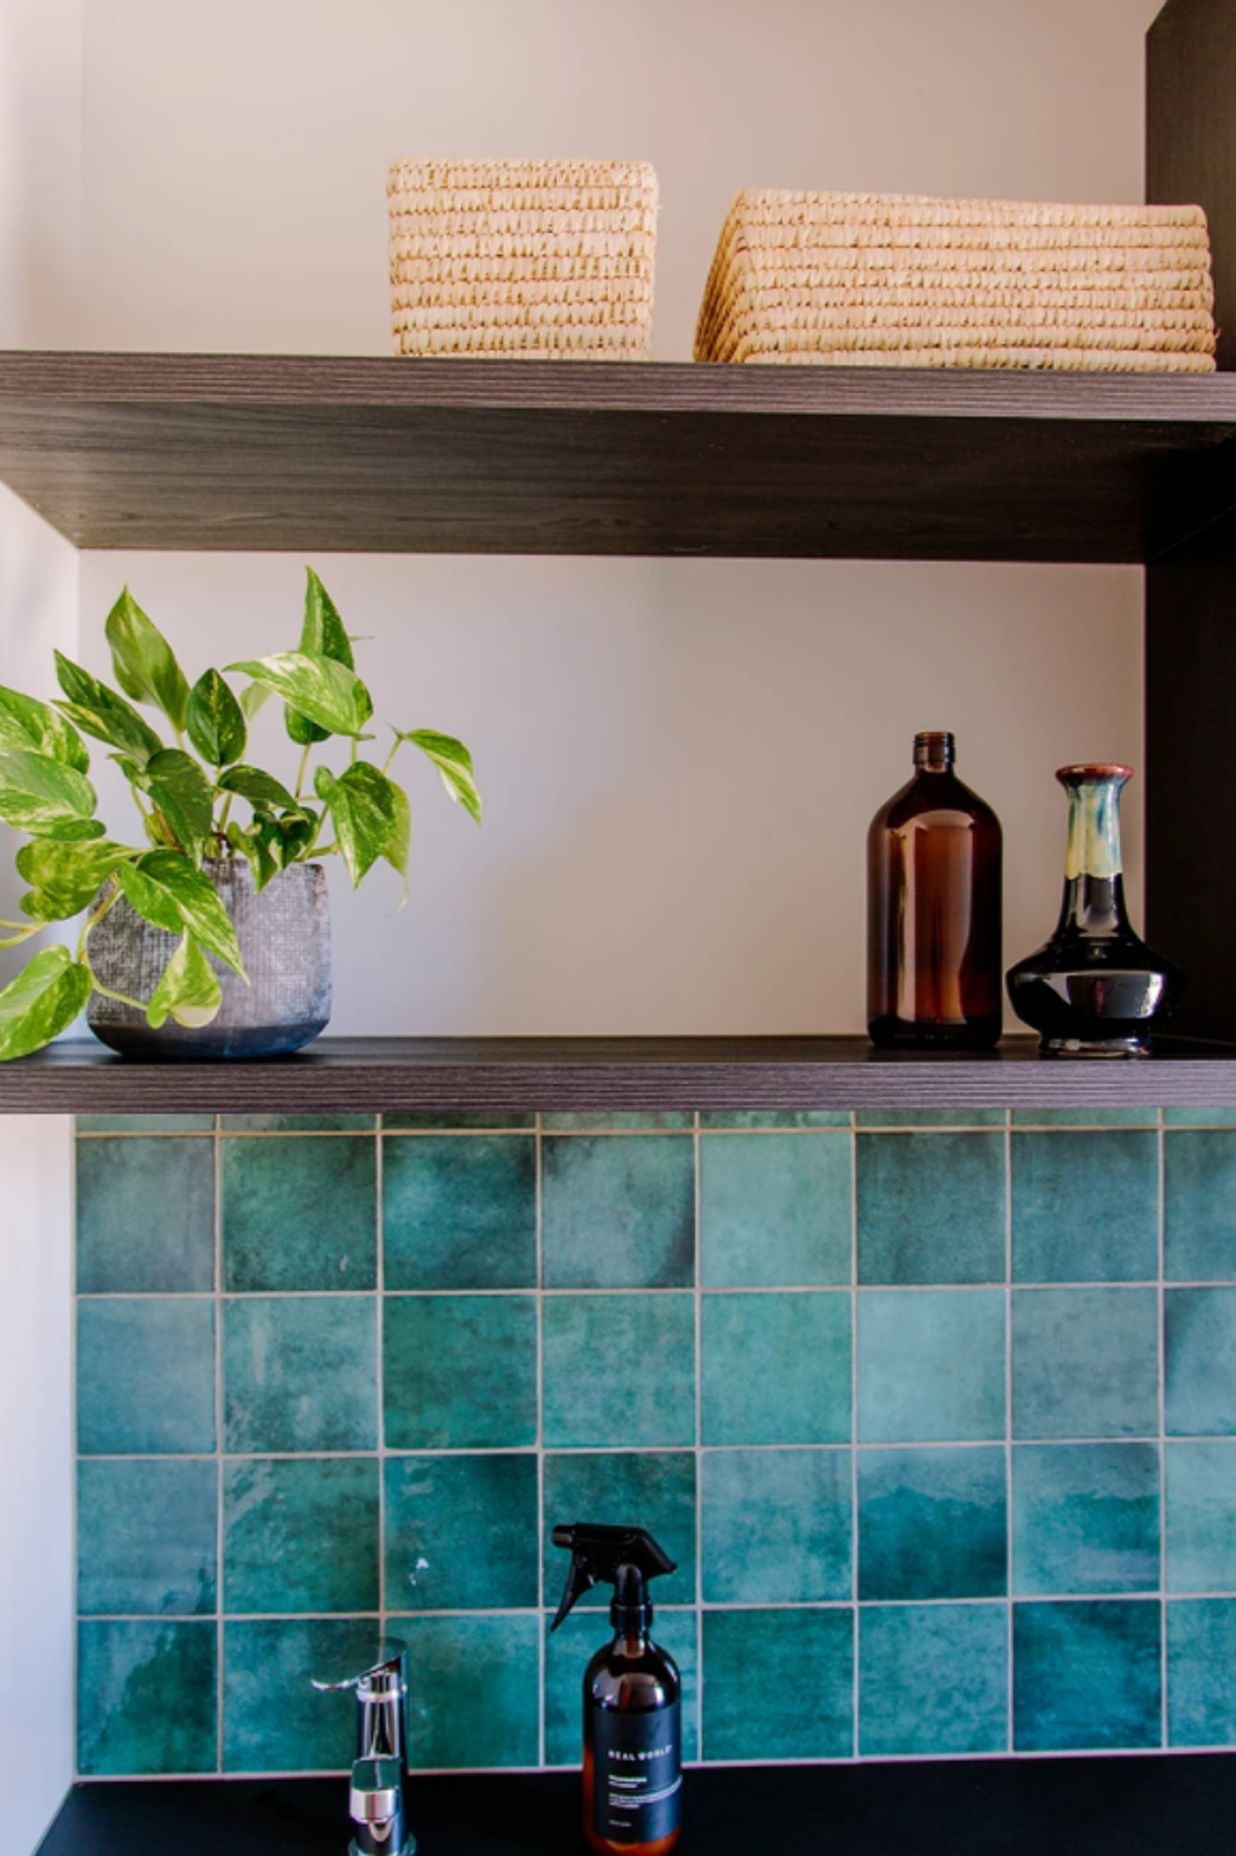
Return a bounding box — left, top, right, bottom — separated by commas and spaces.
35, 1755, 1236, 1855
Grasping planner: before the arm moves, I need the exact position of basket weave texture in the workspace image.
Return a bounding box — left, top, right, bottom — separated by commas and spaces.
694, 191, 1217, 371
389, 159, 658, 359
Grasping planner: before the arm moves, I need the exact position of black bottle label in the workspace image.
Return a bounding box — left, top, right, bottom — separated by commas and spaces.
592, 1700, 682, 1846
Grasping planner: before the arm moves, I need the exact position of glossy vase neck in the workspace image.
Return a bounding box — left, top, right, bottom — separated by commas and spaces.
1054, 765, 1131, 939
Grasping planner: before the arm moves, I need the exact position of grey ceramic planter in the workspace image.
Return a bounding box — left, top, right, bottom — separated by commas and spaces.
87, 860, 332, 1059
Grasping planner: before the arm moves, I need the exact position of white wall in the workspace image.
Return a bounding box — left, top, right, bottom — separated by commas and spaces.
73, 0, 1156, 1035
0, 1, 80, 1845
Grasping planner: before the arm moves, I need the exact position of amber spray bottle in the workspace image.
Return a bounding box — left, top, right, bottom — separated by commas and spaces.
551, 1523, 682, 1855
867, 730, 1003, 1048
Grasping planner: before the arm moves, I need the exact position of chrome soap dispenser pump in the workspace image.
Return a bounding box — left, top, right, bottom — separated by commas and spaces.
312, 1640, 414, 1856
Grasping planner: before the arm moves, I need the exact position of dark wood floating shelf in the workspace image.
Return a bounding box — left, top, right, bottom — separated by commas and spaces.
3, 351, 1236, 561
8, 1034, 1236, 1114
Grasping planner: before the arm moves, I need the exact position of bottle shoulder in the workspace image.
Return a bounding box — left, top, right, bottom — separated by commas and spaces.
587, 1638, 681, 1710
870, 772, 1002, 835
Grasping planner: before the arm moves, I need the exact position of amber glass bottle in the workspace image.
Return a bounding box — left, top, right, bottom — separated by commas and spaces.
867, 731, 1002, 1049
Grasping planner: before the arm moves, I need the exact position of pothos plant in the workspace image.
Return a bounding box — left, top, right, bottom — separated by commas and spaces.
0, 568, 480, 1059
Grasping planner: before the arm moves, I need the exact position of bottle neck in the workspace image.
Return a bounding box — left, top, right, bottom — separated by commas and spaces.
1055, 773, 1131, 937
610, 1565, 652, 1644
913, 730, 954, 774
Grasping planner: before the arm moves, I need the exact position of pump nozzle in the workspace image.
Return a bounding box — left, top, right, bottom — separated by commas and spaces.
550, 1522, 676, 1633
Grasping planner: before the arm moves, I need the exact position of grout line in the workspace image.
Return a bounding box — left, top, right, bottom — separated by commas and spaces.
694, 1109, 704, 1761
1004, 1106, 1015, 1753
849, 1109, 860, 1756
80, 1592, 1209, 1627
78, 1432, 1230, 1465
78, 1121, 1222, 1142
213, 1113, 224, 1775
77, 1278, 1235, 1300
534, 1112, 546, 1770
1157, 1106, 1169, 1750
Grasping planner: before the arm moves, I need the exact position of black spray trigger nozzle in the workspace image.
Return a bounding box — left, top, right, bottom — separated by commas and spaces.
550, 1522, 676, 1633
551, 1550, 600, 1630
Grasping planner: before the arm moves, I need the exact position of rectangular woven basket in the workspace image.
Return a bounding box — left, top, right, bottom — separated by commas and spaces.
694, 191, 1217, 371
388, 158, 658, 359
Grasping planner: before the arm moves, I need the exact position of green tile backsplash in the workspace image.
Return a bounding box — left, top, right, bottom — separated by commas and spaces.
73, 1109, 1236, 1777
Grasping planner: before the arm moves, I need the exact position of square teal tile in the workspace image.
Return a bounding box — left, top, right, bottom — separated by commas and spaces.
79, 1620, 216, 1774
858, 1109, 1006, 1127
78, 1459, 217, 1616
222, 1136, 376, 1292
222, 1115, 375, 1131
1166, 1132, 1236, 1282
1165, 1109, 1236, 1126
384, 1295, 536, 1449
700, 1132, 850, 1287
703, 1609, 852, 1760
1012, 1132, 1159, 1283
545, 1608, 698, 1766
543, 1112, 693, 1129
858, 1446, 1007, 1600
77, 1137, 215, 1293
78, 1299, 215, 1455
857, 1290, 1005, 1443
1012, 1109, 1156, 1127
1012, 1288, 1159, 1440
542, 1135, 694, 1289
78, 1114, 214, 1132
1166, 1441, 1236, 1592
223, 1296, 376, 1453
1013, 1443, 1160, 1596
383, 1134, 536, 1290
542, 1294, 694, 1448
385, 1454, 538, 1610
701, 1448, 851, 1602
383, 1113, 535, 1129
1167, 1599, 1236, 1745
224, 1457, 379, 1613
543, 1452, 697, 1611
224, 1617, 381, 1771
701, 1292, 850, 1445
701, 1111, 849, 1127
1166, 1288, 1236, 1435
404, 1614, 541, 1768
1013, 1599, 1161, 1750
859, 1603, 1008, 1756
857, 1132, 1005, 1284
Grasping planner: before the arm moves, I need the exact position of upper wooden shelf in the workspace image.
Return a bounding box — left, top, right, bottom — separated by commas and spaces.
2, 352, 1236, 562
6, 1034, 1236, 1113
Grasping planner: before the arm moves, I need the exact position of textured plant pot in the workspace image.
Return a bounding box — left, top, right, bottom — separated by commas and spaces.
87, 860, 331, 1060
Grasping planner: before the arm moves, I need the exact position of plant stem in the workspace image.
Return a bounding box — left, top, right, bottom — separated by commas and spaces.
215, 792, 234, 849
0, 921, 44, 950
77, 880, 121, 964
295, 743, 312, 800
87, 974, 150, 1013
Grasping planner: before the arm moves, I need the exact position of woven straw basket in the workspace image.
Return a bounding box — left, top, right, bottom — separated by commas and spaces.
389, 159, 658, 359
695, 191, 1217, 371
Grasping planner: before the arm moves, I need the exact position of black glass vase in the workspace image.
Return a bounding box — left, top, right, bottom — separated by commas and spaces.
1006, 764, 1182, 1057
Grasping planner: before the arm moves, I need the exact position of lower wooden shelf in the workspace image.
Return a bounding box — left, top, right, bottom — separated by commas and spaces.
4, 1034, 1236, 1114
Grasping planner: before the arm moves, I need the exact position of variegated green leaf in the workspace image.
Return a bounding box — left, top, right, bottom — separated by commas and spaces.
146, 934, 222, 1030
0, 946, 92, 1060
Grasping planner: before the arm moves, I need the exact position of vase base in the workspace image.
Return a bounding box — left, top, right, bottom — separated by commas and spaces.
1038, 1035, 1150, 1059
88, 1019, 328, 1061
